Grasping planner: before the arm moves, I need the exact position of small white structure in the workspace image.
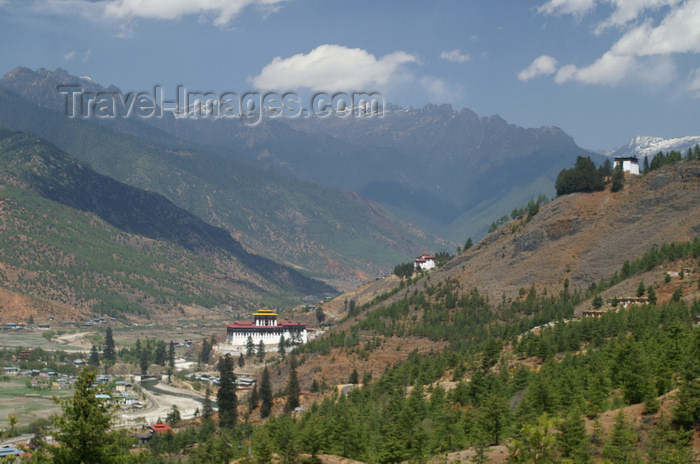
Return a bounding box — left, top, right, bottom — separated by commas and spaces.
613, 156, 640, 175
226, 308, 308, 349
414, 252, 436, 271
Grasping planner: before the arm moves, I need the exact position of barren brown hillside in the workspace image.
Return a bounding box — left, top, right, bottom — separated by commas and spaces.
358, 162, 700, 309
444, 162, 700, 298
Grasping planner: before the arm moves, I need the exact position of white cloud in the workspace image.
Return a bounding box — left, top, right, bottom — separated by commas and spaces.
102, 0, 286, 26
566, 51, 634, 85
533, 0, 700, 91
554, 64, 578, 84
24, 0, 286, 28
251, 44, 418, 91
440, 49, 470, 63
83, 49, 92, 61
537, 0, 596, 17
420, 76, 464, 102
517, 55, 558, 81
553, 52, 675, 86
611, 0, 700, 55
63, 50, 76, 60
687, 67, 700, 97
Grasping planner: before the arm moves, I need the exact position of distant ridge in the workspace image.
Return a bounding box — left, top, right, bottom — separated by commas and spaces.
0, 66, 448, 286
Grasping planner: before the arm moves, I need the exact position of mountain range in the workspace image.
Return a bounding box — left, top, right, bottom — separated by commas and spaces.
607, 135, 700, 160
0, 67, 449, 288
0, 67, 601, 247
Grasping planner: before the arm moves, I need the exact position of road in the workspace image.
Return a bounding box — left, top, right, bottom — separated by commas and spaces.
115, 381, 208, 428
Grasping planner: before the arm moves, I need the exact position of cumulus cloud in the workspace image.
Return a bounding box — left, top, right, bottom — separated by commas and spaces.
63, 50, 76, 60
554, 52, 675, 86
611, 0, 700, 55
251, 44, 418, 91
532, 0, 700, 90
556, 51, 633, 85
517, 55, 558, 81
440, 49, 470, 63
21, 0, 286, 28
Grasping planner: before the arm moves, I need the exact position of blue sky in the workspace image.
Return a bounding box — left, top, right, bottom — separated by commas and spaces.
0, 0, 699, 150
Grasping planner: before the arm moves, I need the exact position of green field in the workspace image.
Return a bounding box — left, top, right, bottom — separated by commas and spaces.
0, 331, 86, 352
0, 378, 73, 428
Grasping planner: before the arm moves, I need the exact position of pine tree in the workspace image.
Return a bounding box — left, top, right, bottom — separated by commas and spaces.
166, 404, 181, 425
168, 341, 175, 370
278, 335, 286, 359
246, 335, 255, 358
154, 340, 167, 365
257, 340, 265, 363
647, 414, 693, 464
592, 294, 603, 309
602, 411, 640, 464
348, 368, 359, 385
139, 347, 149, 375
202, 386, 214, 422
648, 286, 657, 305
636, 281, 645, 297
103, 327, 116, 362
238, 352, 245, 368
611, 162, 625, 192
284, 355, 300, 413
200, 338, 211, 364
47, 369, 127, 463
249, 384, 259, 412
480, 393, 510, 445
251, 427, 273, 464
558, 409, 592, 463
672, 378, 700, 430
88, 345, 100, 367
465, 237, 473, 250
260, 366, 273, 419
217, 354, 238, 428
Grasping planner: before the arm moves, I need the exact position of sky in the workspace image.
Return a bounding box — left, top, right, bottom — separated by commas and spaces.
0, 0, 699, 150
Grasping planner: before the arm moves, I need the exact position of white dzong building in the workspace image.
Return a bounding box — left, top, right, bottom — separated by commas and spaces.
226, 308, 309, 349
414, 252, 436, 271
613, 156, 640, 175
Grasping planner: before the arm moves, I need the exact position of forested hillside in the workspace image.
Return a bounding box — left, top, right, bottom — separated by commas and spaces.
0, 129, 332, 320
122, 238, 700, 463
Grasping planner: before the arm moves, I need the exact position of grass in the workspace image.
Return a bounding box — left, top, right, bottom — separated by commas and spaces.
0, 378, 72, 427
0, 331, 85, 351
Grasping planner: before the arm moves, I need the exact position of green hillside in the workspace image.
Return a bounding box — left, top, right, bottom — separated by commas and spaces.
0, 129, 332, 317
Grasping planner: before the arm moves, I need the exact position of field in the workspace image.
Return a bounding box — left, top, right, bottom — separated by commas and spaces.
0, 378, 72, 428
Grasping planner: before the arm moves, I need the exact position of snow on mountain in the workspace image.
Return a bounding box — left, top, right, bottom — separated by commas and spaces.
607, 135, 700, 160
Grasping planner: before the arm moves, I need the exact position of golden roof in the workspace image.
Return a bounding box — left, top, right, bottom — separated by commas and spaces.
253, 308, 278, 317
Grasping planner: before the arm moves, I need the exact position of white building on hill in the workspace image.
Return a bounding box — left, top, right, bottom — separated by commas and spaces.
414, 252, 436, 271
613, 156, 640, 175
226, 308, 309, 349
